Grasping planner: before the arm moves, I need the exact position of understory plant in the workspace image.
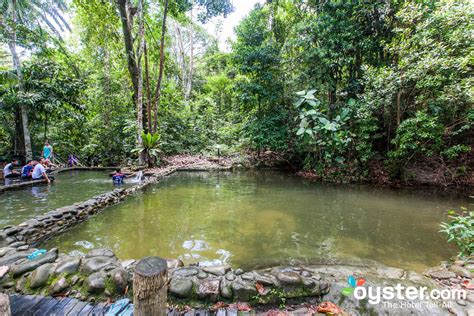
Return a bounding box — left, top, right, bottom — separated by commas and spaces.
132, 132, 161, 167
295, 90, 354, 169
439, 208, 474, 257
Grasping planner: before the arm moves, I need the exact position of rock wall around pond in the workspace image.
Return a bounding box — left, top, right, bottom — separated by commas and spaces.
0, 167, 179, 248
0, 245, 458, 315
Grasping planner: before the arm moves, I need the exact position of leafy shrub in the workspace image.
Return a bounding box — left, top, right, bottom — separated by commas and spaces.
439, 208, 474, 257
389, 111, 444, 162
295, 90, 354, 168
442, 145, 471, 160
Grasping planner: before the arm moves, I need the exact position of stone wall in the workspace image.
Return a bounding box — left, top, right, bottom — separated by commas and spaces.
0, 167, 178, 248
0, 245, 458, 315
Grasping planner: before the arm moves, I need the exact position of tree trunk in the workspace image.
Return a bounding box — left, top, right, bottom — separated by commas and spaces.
144, 40, 152, 132
116, 0, 139, 102
136, 0, 145, 165
396, 90, 402, 127
184, 6, 194, 102
152, 0, 169, 133
133, 257, 168, 316
176, 25, 187, 98
8, 3, 32, 161
103, 48, 111, 127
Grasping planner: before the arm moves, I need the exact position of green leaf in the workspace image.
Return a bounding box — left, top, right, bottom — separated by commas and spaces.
318, 117, 329, 125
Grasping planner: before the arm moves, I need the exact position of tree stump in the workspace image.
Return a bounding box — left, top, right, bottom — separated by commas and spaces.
133, 257, 168, 316
0, 293, 10, 316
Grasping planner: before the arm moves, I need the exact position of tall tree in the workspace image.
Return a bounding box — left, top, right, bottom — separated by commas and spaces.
152, 0, 234, 131
0, 0, 68, 160
152, 0, 169, 133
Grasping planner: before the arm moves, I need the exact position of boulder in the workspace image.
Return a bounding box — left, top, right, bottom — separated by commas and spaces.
166, 258, 184, 269
197, 279, 220, 302
121, 259, 136, 270
427, 268, 456, 280
9, 241, 26, 248
55, 258, 81, 274
231, 279, 257, 301
0, 252, 30, 267
274, 271, 302, 285
449, 265, 472, 278
241, 272, 256, 281
0, 266, 8, 280
225, 273, 236, 281
49, 277, 69, 295
4, 227, 20, 236
86, 248, 116, 259
86, 272, 105, 294
169, 278, 193, 298
0, 247, 15, 257
11, 249, 58, 277
254, 273, 274, 286
81, 256, 116, 274
202, 265, 231, 276
172, 267, 199, 278
111, 268, 129, 292
30, 263, 55, 289
234, 268, 244, 275
220, 278, 233, 299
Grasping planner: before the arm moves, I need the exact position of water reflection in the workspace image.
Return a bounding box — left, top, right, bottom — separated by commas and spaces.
43, 171, 469, 272
0, 171, 133, 226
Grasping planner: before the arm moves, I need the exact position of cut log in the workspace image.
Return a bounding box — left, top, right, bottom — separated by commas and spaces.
133, 257, 168, 316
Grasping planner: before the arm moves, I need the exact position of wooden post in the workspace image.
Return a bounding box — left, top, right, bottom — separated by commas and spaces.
133, 257, 168, 316
0, 293, 11, 316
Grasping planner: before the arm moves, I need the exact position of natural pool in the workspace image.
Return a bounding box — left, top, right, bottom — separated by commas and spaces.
0, 170, 132, 226
44, 171, 469, 272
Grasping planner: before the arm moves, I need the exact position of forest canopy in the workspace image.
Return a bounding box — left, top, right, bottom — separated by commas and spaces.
0, 0, 472, 185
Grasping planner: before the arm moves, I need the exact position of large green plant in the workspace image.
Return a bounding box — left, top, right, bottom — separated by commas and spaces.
440, 208, 474, 257
132, 132, 161, 167
295, 90, 354, 169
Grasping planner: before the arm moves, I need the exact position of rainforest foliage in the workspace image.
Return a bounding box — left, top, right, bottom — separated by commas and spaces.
0, 1, 472, 183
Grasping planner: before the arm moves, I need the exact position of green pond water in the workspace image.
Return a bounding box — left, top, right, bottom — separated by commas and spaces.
43, 171, 470, 272
0, 170, 132, 226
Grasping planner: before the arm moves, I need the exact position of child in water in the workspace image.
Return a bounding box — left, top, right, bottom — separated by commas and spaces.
112, 168, 126, 185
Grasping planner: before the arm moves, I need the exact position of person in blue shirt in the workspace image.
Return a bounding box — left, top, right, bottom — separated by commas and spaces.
42, 141, 53, 160
21, 160, 37, 179
112, 168, 126, 185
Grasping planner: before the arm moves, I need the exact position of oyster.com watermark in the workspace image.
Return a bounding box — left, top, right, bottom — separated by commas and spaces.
342, 275, 466, 308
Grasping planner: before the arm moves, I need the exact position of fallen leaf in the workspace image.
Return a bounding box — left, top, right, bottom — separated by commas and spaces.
317, 301, 344, 315
211, 301, 228, 310
230, 302, 252, 311
256, 282, 266, 295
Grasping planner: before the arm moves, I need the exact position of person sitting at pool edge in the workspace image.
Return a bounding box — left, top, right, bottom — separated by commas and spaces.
21, 160, 37, 179
3, 159, 20, 178
32, 158, 51, 183
112, 168, 126, 185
